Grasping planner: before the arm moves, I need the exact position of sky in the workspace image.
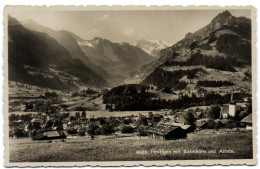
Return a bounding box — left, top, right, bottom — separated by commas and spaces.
9, 9, 251, 44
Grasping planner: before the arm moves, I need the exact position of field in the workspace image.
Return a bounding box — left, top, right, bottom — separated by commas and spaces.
9, 130, 253, 162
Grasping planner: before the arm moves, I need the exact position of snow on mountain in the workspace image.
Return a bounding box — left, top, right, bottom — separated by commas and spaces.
133, 39, 173, 58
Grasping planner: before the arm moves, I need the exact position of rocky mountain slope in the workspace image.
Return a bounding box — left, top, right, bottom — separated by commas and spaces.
141, 11, 251, 90
8, 16, 108, 90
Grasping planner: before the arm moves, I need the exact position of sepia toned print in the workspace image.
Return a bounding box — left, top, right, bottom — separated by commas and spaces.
4, 6, 256, 166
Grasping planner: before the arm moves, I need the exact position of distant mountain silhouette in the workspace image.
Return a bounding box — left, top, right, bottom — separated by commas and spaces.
78, 37, 154, 77
22, 20, 112, 81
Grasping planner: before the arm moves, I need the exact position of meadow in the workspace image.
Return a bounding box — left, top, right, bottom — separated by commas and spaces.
9, 130, 253, 162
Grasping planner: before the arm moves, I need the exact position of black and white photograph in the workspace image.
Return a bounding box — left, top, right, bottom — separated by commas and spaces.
4, 6, 256, 166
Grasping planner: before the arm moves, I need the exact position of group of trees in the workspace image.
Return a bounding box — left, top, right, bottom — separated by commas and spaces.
197, 80, 235, 87
9, 114, 32, 123
86, 123, 114, 135
71, 88, 99, 98
142, 67, 204, 89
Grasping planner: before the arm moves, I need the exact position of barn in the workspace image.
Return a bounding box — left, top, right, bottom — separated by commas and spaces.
147, 124, 187, 140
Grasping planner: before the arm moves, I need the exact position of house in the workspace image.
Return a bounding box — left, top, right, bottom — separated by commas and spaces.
195, 111, 202, 118
240, 114, 252, 130
175, 115, 190, 125
195, 118, 210, 130
32, 130, 67, 140
171, 122, 194, 133
147, 124, 187, 140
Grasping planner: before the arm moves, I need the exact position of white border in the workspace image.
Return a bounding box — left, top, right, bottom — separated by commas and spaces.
0, 0, 259, 169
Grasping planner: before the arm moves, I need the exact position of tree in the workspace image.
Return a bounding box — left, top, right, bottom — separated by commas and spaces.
136, 115, 148, 126
137, 125, 147, 136
148, 112, 153, 119
9, 114, 19, 123
100, 124, 114, 135
75, 112, 80, 119
13, 128, 26, 138
20, 114, 32, 123
66, 127, 78, 135
208, 105, 221, 119
183, 111, 195, 125
122, 119, 129, 125
44, 120, 54, 129
152, 114, 162, 123
81, 111, 86, 119
87, 123, 100, 135
162, 87, 171, 93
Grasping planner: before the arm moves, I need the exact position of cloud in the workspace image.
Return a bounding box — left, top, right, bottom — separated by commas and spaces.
122, 26, 135, 36
96, 14, 110, 21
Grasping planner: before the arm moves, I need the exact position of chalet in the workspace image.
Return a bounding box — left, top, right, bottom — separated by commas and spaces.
147, 124, 186, 140
240, 114, 252, 130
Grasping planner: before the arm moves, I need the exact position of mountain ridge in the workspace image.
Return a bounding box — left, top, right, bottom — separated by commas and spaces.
138, 10, 251, 83
8, 16, 108, 90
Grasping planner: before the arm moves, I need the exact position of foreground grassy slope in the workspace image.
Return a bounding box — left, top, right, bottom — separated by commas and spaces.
9, 131, 252, 162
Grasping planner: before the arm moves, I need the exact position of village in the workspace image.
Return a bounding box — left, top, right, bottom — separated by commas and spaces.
8, 80, 252, 142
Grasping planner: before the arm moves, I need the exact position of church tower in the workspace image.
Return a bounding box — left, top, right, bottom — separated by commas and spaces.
228, 93, 236, 117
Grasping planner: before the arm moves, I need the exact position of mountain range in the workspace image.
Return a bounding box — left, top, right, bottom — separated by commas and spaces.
78, 37, 154, 77
8, 10, 251, 92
